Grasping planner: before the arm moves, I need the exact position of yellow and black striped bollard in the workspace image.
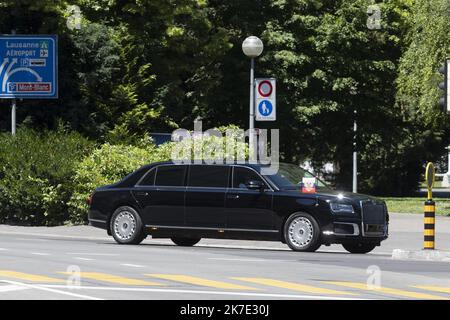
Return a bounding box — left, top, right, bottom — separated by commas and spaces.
423, 200, 435, 250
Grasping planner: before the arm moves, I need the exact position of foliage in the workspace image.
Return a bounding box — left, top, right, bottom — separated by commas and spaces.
68, 125, 249, 223
0, 127, 93, 225
67, 142, 161, 223
388, 0, 450, 194
381, 197, 450, 215
0, 0, 449, 210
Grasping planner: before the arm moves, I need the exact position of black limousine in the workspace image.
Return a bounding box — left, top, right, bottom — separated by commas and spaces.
88, 161, 388, 253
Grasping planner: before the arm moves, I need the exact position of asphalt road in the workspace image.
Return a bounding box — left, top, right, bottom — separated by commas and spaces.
0, 213, 450, 300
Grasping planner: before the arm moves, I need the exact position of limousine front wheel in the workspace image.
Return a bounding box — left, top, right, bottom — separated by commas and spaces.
284, 213, 321, 252
110, 206, 146, 245
171, 237, 201, 247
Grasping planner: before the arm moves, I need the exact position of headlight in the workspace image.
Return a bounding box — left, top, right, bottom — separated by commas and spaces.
330, 202, 354, 214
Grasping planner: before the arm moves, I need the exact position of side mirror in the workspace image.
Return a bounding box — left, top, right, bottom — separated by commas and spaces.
245, 180, 265, 191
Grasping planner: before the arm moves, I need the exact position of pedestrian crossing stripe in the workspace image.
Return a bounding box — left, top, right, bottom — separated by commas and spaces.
145, 274, 258, 290
0, 270, 64, 283
58, 272, 163, 286
231, 277, 355, 295
413, 285, 450, 294
324, 281, 446, 299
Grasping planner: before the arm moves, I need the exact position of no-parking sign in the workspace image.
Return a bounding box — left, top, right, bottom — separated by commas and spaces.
255, 78, 276, 121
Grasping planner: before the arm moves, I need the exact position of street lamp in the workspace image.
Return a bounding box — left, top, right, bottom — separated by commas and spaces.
242, 36, 264, 158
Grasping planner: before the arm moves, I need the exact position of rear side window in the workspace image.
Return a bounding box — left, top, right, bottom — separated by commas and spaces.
139, 168, 156, 186
155, 165, 186, 186
188, 165, 229, 188
233, 167, 266, 189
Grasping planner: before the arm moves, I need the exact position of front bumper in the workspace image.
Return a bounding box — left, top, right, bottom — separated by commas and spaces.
319, 197, 389, 245
321, 220, 388, 244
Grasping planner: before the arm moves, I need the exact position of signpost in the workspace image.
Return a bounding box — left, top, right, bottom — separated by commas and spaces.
0, 35, 58, 134
255, 78, 276, 121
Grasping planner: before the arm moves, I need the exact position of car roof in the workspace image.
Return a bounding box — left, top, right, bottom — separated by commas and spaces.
146, 160, 268, 170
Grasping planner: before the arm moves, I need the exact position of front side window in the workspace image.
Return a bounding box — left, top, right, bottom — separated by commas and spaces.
188, 165, 229, 188
264, 163, 331, 191
155, 165, 186, 186
233, 167, 266, 189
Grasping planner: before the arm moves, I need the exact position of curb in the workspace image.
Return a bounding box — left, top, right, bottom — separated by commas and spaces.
392, 249, 450, 262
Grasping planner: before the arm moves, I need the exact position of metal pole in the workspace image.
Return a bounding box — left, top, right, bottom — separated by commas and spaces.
447, 146, 450, 174
11, 99, 16, 135
352, 108, 357, 193
11, 29, 16, 135
249, 58, 255, 157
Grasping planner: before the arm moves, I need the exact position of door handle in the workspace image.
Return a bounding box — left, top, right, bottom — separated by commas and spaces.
136, 192, 149, 196
227, 194, 240, 199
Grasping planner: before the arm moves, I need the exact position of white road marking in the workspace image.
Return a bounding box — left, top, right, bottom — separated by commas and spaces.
121, 264, 145, 268
68, 253, 119, 256
0, 284, 28, 293
208, 258, 267, 262
30, 252, 51, 256
15, 238, 49, 242
0, 248, 8, 251
74, 257, 94, 261
41, 284, 365, 300
0, 280, 102, 300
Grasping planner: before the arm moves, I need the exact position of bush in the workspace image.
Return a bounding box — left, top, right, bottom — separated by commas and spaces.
68, 125, 249, 223
0, 128, 94, 225
68, 141, 167, 223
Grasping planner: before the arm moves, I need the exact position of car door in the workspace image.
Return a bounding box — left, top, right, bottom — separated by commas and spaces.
185, 165, 229, 228
133, 164, 187, 227
225, 166, 276, 230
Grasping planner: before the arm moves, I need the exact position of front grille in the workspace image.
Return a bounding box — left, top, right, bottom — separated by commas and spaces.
361, 200, 387, 237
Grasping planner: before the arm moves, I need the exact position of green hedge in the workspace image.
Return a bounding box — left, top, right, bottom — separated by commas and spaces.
67, 142, 167, 223
0, 128, 94, 225
0, 126, 248, 225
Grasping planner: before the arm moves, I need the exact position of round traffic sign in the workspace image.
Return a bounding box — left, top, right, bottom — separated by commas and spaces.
258, 80, 273, 97
258, 100, 273, 116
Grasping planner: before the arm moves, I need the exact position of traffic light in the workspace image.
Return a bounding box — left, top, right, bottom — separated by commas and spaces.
438, 59, 450, 113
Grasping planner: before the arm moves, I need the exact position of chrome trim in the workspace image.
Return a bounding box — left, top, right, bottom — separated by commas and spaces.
135, 163, 277, 191
145, 224, 279, 233
88, 218, 107, 224
136, 167, 156, 186
333, 222, 360, 236
136, 163, 187, 187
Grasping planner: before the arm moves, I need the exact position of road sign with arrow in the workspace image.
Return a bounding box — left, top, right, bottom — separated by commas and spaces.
0, 35, 57, 99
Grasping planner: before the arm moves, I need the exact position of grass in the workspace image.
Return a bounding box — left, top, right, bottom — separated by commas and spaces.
419, 181, 443, 188
380, 197, 450, 215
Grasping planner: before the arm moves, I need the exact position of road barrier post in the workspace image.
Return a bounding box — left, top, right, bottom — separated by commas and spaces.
424, 200, 435, 250
424, 162, 435, 250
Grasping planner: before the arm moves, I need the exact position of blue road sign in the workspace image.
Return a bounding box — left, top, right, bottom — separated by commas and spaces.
0, 35, 57, 99
258, 100, 273, 116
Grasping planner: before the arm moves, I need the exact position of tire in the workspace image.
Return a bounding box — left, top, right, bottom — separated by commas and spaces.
342, 243, 377, 254
171, 237, 201, 247
284, 212, 321, 252
110, 206, 146, 245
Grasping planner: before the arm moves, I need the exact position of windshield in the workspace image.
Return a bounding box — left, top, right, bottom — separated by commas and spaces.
263, 163, 332, 192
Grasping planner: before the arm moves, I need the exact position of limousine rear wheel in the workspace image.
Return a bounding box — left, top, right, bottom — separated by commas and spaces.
110, 206, 146, 245
284, 212, 321, 252
171, 237, 201, 247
